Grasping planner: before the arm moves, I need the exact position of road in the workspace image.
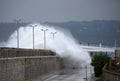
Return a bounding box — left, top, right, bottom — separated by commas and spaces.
33, 66, 94, 81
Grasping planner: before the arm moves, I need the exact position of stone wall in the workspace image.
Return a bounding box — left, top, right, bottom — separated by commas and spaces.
103, 49, 120, 81
24, 56, 61, 80
0, 48, 61, 81
103, 64, 120, 81
0, 57, 25, 81
0, 47, 55, 58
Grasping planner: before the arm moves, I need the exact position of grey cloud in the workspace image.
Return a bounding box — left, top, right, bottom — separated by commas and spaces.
0, 0, 120, 22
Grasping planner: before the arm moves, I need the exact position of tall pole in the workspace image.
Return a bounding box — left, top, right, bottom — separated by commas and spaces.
51, 32, 57, 39
90, 66, 92, 76
41, 29, 48, 49
30, 24, 38, 49
115, 40, 117, 61
14, 19, 21, 48
85, 66, 88, 81
115, 40, 117, 49
99, 43, 102, 48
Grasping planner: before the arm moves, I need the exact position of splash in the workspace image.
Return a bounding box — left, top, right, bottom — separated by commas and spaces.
2, 23, 91, 67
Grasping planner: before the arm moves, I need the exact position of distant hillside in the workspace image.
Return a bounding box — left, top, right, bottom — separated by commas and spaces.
0, 22, 29, 42
44, 20, 120, 47
0, 20, 120, 47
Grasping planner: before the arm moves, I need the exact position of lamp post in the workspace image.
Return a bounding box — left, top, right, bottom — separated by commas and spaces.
30, 24, 38, 49
99, 43, 102, 48
14, 19, 21, 48
90, 66, 92, 76
41, 29, 48, 49
84, 66, 88, 81
115, 40, 117, 49
51, 32, 57, 39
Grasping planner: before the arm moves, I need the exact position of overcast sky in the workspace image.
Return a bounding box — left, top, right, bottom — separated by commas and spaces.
0, 0, 120, 22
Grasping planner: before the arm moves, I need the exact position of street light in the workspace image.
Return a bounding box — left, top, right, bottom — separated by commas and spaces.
41, 29, 48, 49
99, 43, 102, 48
115, 40, 117, 49
85, 66, 88, 81
90, 66, 92, 76
51, 32, 57, 39
14, 19, 21, 48
30, 24, 38, 49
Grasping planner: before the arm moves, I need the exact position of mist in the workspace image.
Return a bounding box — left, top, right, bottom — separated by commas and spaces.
1, 23, 91, 67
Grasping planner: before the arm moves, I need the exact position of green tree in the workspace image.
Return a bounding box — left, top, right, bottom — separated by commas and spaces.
91, 52, 110, 77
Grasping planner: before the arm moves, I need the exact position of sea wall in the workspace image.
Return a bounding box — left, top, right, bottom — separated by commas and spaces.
0, 47, 61, 81
0, 47, 55, 58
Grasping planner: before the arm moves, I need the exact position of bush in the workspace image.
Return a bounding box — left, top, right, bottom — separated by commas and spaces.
91, 52, 110, 77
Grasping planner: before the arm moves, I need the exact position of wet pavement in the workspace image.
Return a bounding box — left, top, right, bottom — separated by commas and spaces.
33, 66, 94, 81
